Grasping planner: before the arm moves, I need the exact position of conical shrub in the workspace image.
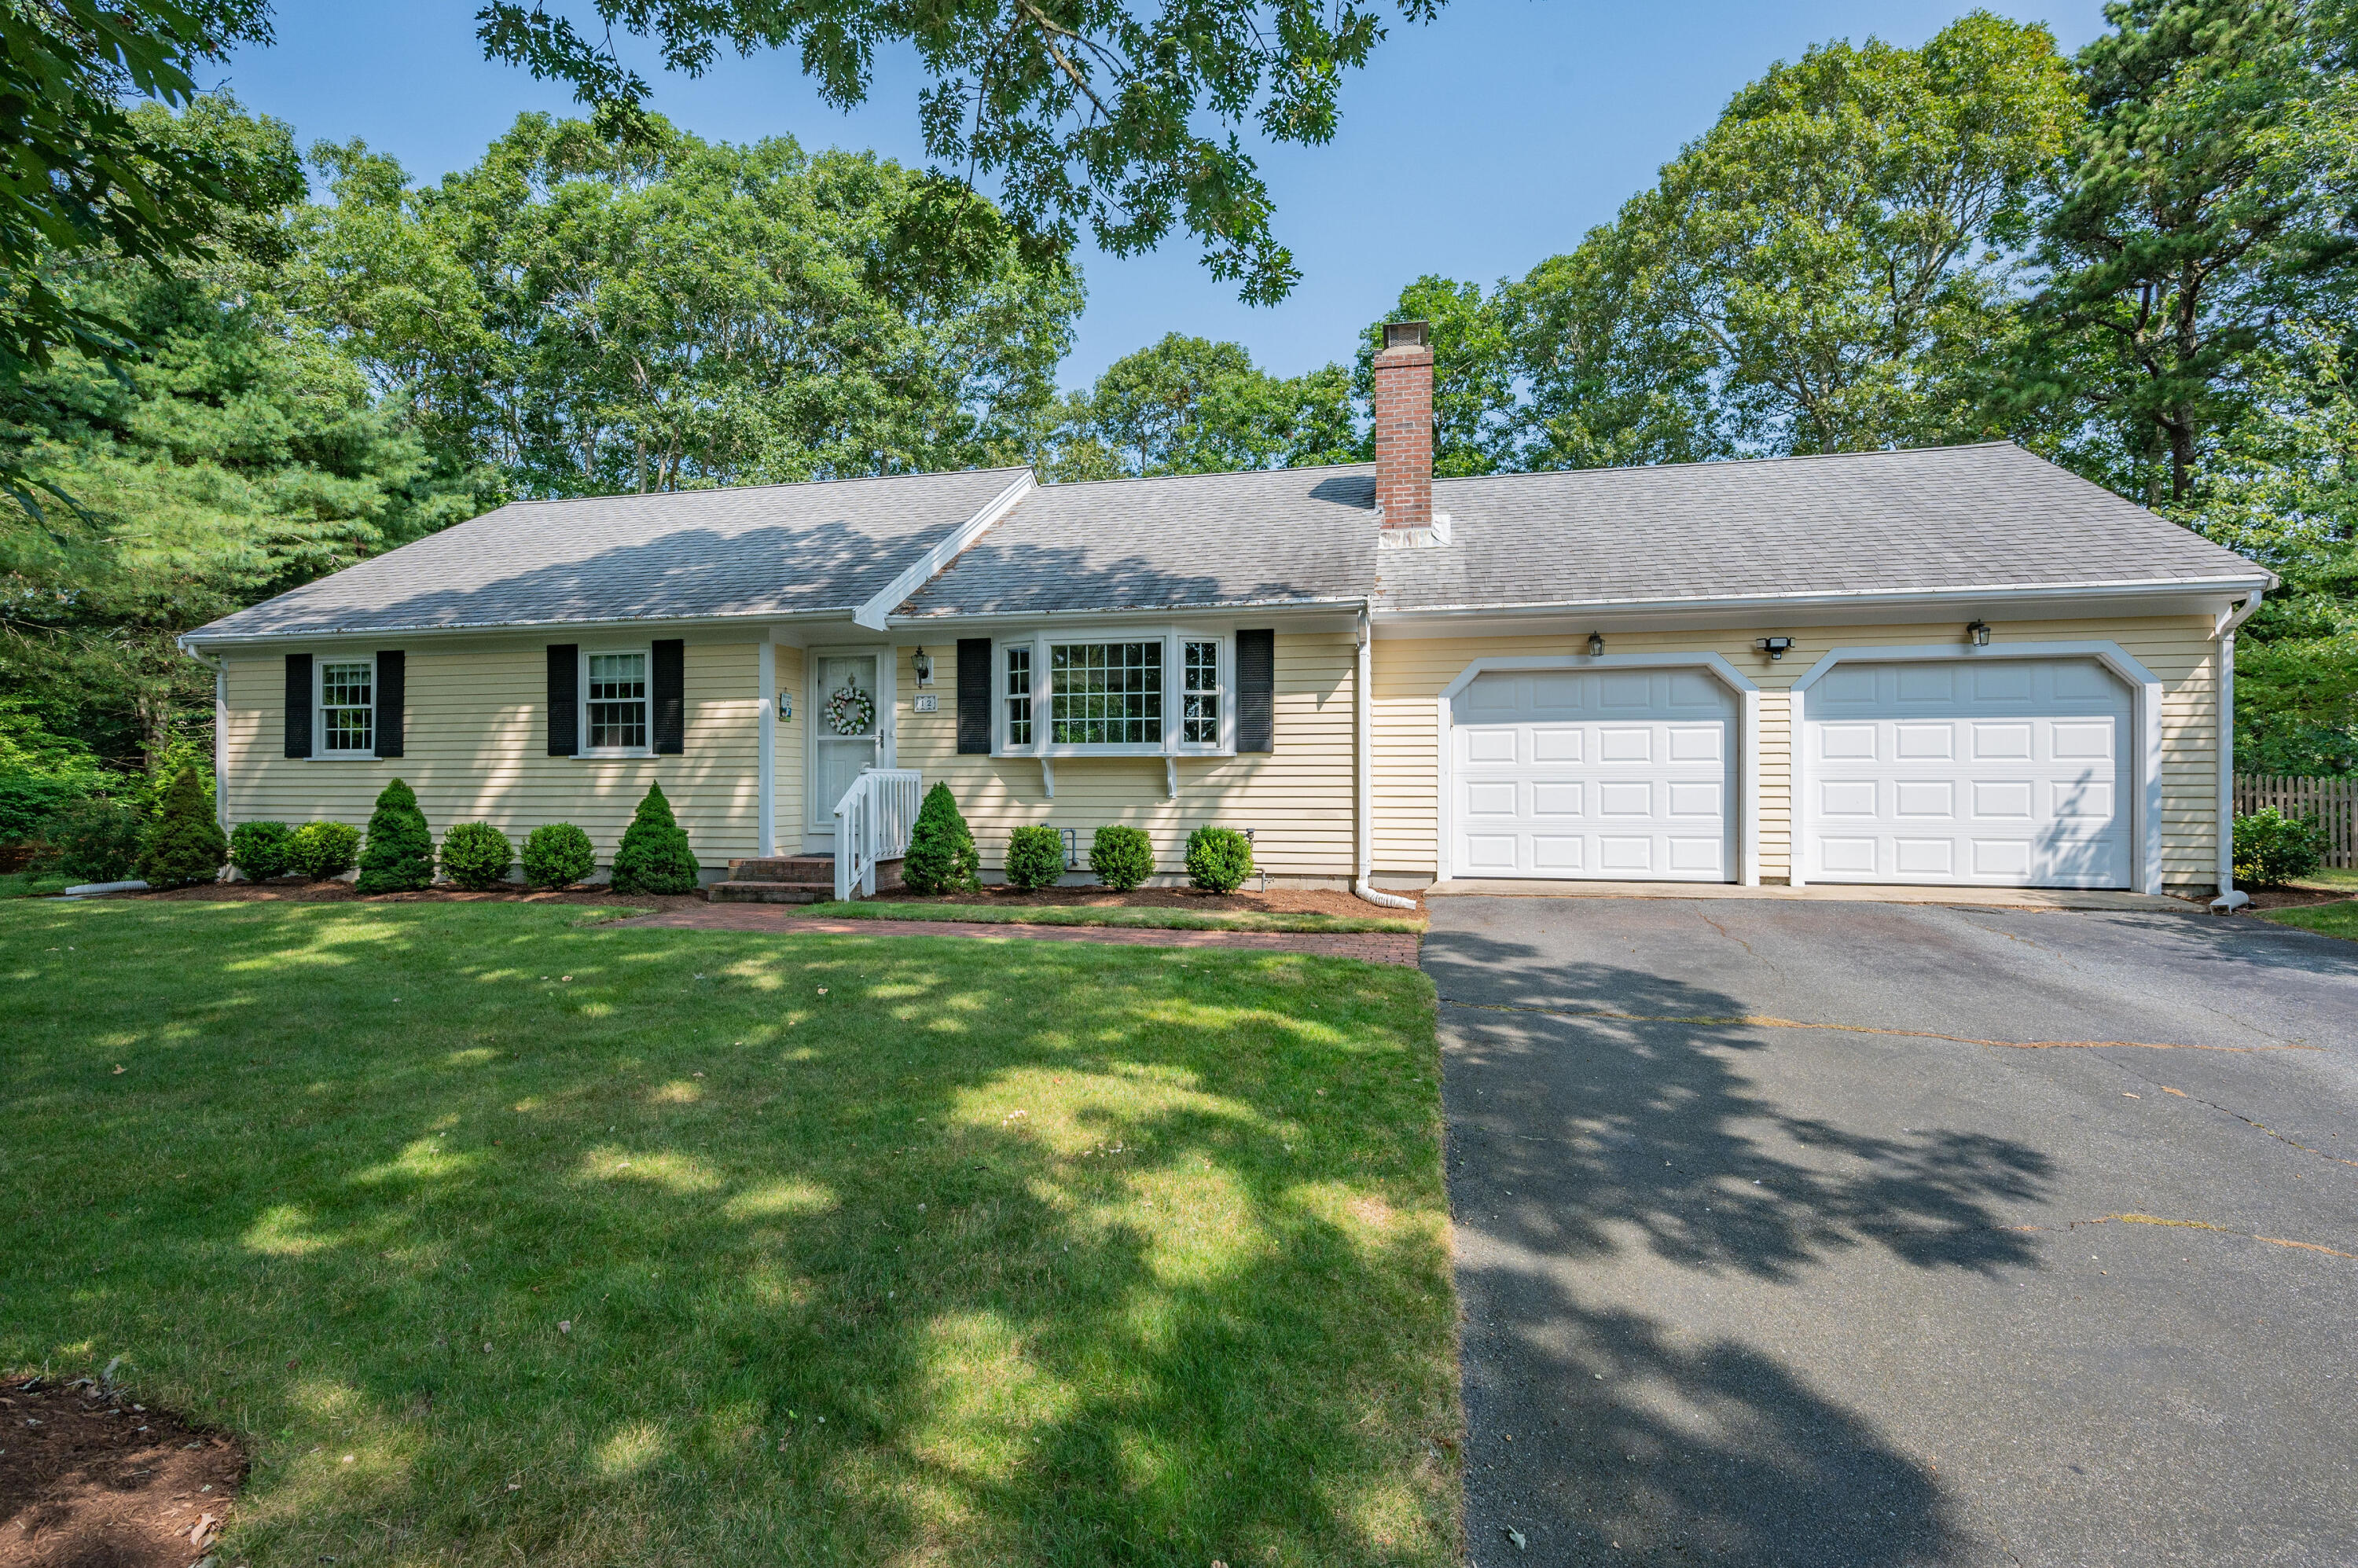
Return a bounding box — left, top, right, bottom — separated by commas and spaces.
611, 781, 700, 894
355, 777, 434, 893
138, 764, 226, 889
902, 782, 979, 894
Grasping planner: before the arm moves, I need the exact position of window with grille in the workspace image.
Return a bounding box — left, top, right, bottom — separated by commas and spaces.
318, 659, 374, 754
585, 651, 648, 751
1182, 641, 1221, 745
1005, 644, 1033, 747
1049, 641, 1162, 745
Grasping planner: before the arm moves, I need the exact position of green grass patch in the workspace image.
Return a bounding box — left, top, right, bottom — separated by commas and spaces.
804, 899, 1424, 935
0, 901, 1459, 1566
2261, 898, 2358, 941
0, 870, 71, 900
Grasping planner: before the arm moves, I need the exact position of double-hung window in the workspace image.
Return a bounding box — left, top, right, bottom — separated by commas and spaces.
997, 631, 1232, 755
318, 658, 375, 756
584, 650, 649, 754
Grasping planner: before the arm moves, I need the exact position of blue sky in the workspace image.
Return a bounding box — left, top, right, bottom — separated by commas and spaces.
211, 0, 2111, 388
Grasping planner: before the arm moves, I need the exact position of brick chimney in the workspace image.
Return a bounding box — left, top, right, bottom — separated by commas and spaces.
1372, 320, 1445, 546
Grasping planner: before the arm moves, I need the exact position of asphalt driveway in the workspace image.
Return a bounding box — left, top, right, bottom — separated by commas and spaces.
1426, 897, 2358, 1568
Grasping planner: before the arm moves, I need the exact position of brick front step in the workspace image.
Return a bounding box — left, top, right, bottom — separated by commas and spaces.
709, 880, 833, 905
724, 856, 834, 884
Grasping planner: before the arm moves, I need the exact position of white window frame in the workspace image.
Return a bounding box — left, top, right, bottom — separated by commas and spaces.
313, 653, 377, 760
580, 645, 654, 758
994, 627, 1236, 758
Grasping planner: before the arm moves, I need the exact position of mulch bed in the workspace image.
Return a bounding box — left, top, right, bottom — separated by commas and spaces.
2239, 885, 2356, 911
123, 879, 708, 912
872, 884, 1425, 918
0, 1375, 244, 1568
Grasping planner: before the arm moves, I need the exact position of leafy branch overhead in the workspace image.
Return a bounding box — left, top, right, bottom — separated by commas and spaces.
473, 0, 1435, 302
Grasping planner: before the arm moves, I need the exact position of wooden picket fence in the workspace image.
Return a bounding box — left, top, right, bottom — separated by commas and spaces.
2235, 775, 2358, 868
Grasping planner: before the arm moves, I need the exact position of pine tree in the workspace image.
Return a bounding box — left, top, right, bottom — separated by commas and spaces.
610, 782, 700, 894
355, 777, 435, 893
138, 764, 227, 889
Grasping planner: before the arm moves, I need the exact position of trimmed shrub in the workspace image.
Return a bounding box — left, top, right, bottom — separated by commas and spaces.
40, 797, 143, 883
288, 820, 360, 879
229, 821, 295, 881
1005, 824, 1067, 890
440, 822, 516, 890
902, 782, 980, 894
2233, 806, 2325, 887
356, 777, 435, 894
138, 764, 228, 889
1184, 825, 1255, 894
523, 822, 597, 889
611, 782, 700, 894
1089, 824, 1155, 891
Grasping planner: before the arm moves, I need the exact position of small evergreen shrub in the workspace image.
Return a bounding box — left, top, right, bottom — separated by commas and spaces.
1004, 824, 1067, 890
1089, 824, 1155, 891
288, 821, 360, 879
523, 822, 597, 888
356, 777, 435, 894
439, 822, 516, 890
229, 821, 295, 881
138, 764, 228, 889
611, 782, 700, 894
40, 798, 143, 883
902, 782, 980, 894
1184, 825, 1255, 894
2233, 806, 2325, 887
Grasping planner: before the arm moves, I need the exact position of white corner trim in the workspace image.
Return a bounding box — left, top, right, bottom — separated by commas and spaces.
2213, 591, 2262, 895
1434, 652, 1762, 888
758, 638, 777, 857
853, 470, 1035, 630
1785, 641, 2166, 895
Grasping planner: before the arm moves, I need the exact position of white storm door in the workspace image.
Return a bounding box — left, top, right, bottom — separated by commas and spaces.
1451, 667, 1735, 881
810, 652, 882, 832
1805, 658, 2132, 888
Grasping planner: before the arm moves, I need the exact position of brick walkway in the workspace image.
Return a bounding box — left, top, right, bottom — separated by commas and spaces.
616, 906, 1423, 966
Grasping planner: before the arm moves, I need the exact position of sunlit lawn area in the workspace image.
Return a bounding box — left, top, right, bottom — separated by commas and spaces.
1, 901, 1460, 1566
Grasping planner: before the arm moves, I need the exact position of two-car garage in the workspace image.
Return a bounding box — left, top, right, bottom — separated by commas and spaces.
1445, 653, 2142, 892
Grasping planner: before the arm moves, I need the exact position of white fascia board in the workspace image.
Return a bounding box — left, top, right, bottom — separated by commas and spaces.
1370, 574, 2280, 630
180, 606, 865, 655
883, 597, 1366, 633
852, 471, 1035, 630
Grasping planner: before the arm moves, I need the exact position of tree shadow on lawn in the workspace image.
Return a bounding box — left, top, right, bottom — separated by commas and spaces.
1423, 926, 2055, 1567
0, 902, 1457, 1566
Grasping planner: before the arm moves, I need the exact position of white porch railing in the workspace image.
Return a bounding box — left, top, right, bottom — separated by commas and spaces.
833, 769, 924, 900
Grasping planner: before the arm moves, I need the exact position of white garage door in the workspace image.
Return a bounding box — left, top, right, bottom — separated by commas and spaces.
1452, 667, 1735, 880
1803, 658, 2132, 888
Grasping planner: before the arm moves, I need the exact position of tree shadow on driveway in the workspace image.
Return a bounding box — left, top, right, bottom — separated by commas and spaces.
1427, 925, 2055, 1567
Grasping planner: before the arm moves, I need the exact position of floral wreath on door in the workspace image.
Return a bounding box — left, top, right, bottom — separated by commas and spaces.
825, 681, 876, 736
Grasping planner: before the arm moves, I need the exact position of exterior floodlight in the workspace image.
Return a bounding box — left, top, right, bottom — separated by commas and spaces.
1586, 632, 1605, 657
913, 648, 934, 685
1967, 620, 1991, 648
1754, 637, 1795, 660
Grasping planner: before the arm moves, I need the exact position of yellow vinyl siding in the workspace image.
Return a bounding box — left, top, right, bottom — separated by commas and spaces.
894, 633, 1357, 879
1371, 615, 2224, 890
220, 638, 762, 869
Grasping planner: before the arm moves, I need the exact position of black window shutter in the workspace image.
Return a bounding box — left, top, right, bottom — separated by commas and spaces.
284, 653, 312, 758
1237, 629, 1275, 753
652, 639, 685, 755
547, 644, 578, 757
375, 650, 405, 758
957, 637, 992, 755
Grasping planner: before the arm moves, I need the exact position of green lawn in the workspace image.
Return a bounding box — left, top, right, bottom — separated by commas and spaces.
2261, 896, 2358, 940
0, 870, 70, 899
803, 899, 1424, 935
0, 901, 1460, 1566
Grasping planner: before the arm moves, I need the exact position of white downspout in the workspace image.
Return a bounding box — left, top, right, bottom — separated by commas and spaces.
2209, 591, 2264, 913
1352, 606, 1416, 911
177, 635, 230, 838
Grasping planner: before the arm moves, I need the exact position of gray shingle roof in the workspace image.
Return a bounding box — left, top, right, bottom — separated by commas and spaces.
894, 465, 1376, 617
189, 468, 1028, 641
1379, 442, 2267, 611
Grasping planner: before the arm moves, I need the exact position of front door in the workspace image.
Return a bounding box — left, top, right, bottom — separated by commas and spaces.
810, 652, 882, 832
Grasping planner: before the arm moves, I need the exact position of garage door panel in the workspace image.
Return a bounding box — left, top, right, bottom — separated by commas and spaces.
1451, 668, 1735, 882
1806, 658, 2130, 889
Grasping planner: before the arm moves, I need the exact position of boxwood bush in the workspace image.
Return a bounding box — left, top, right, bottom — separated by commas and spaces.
903, 783, 979, 894
229, 821, 294, 881
39, 798, 143, 883
1184, 825, 1254, 894
439, 822, 516, 890
523, 822, 597, 888
1089, 824, 1155, 891
287, 820, 360, 879
356, 778, 434, 894
611, 782, 700, 894
2232, 806, 2325, 887
1004, 824, 1067, 890
139, 764, 227, 889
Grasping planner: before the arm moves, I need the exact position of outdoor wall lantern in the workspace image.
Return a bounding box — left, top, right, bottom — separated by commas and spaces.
1586, 632, 1605, 657
912, 648, 934, 686
1754, 636, 1795, 660
1967, 620, 1991, 648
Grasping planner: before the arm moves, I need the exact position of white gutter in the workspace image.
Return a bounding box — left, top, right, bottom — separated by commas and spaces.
2209, 590, 2264, 912
1350, 604, 1416, 911
1371, 574, 2279, 625
852, 471, 1035, 630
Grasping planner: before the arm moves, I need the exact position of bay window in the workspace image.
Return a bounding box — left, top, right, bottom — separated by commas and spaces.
997, 630, 1232, 755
